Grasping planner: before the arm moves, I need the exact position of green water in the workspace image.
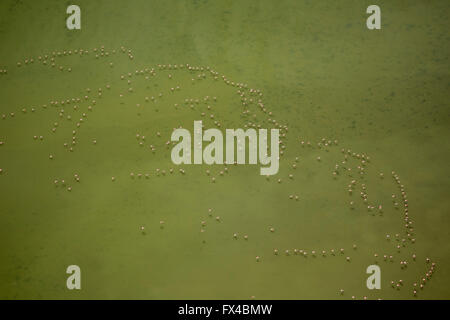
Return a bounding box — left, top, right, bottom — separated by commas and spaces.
0, 0, 449, 299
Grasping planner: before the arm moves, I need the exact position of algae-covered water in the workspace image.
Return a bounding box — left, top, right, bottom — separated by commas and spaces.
0, 0, 449, 299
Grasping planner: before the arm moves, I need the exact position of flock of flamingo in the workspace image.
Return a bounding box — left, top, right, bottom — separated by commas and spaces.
0, 45, 437, 299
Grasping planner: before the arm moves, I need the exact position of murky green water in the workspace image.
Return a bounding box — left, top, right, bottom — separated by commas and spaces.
0, 0, 449, 299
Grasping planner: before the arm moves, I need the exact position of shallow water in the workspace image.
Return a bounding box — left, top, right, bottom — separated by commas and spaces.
0, 0, 449, 299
